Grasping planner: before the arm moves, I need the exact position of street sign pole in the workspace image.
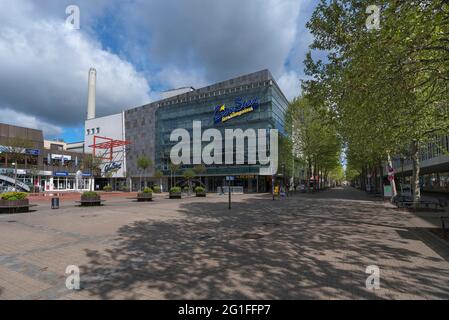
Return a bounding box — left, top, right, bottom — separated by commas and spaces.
228, 178, 231, 210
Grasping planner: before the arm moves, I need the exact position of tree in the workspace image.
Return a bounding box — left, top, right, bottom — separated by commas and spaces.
137, 155, 152, 190
84, 154, 103, 191
168, 162, 180, 187
303, 0, 449, 205
286, 96, 341, 192
194, 164, 206, 186
154, 169, 164, 192
183, 169, 196, 195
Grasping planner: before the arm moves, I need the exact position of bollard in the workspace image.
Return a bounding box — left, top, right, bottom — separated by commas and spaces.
51, 197, 60, 209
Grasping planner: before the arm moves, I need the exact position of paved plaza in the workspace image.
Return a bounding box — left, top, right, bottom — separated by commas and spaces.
0, 187, 448, 300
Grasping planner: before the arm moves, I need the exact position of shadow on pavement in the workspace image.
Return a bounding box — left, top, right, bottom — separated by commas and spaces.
79, 188, 449, 299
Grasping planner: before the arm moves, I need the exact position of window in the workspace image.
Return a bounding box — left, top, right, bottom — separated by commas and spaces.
96, 127, 100, 134
87, 129, 90, 135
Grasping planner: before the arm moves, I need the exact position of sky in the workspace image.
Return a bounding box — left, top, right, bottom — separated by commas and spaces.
0, 0, 320, 142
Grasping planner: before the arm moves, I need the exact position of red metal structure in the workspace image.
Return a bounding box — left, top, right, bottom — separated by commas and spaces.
88, 135, 131, 161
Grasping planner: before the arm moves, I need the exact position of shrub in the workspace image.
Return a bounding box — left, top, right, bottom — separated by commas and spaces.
195, 186, 205, 193
82, 191, 99, 198
183, 186, 190, 192
103, 185, 113, 192
120, 186, 130, 192
142, 187, 153, 194
170, 186, 181, 193
153, 185, 161, 193
1, 192, 28, 201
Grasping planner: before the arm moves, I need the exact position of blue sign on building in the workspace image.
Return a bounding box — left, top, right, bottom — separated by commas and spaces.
214, 97, 259, 124
54, 171, 69, 177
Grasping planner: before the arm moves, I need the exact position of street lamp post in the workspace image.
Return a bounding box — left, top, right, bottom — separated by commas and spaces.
12, 162, 17, 191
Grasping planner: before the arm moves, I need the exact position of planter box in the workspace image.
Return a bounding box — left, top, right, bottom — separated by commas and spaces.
196, 192, 206, 197
0, 199, 30, 213
137, 193, 153, 202
80, 196, 102, 206
169, 192, 182, 199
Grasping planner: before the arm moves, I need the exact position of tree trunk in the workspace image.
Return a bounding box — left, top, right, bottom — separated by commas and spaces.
410, 140, 421, 207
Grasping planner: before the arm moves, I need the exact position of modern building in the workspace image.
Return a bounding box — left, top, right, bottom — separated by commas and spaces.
85, 69, 289, 192
392, 134, 449, 194
0, 123, 94, 192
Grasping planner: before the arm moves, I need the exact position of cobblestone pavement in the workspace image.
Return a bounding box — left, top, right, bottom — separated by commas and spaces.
0, 187, 448, 300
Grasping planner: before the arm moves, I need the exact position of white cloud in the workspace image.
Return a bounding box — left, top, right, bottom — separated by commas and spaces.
156, 66, 208, 90
277, 71, 301, 101
0, 0, 151, 129
0, 108, 63, 137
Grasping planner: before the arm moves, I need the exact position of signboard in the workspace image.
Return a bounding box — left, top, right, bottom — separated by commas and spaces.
383, 185, 393, 197
51, 154, 72, 161
214, 97, 259, 124
104, 162, 122, 174
388, 167, 395, 182
0, 145, 40, 156
54, 171, 69, 177
226, 176, 235, 181
400, 184, 412, 197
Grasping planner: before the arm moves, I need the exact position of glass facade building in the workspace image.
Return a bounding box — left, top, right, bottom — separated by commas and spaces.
125, 70, 289, 192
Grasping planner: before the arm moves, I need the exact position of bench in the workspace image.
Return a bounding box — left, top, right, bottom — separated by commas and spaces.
0, 204, 37, 214
128, 197, 153, 202
75, 200, 105, 207
397, 200, 440, 210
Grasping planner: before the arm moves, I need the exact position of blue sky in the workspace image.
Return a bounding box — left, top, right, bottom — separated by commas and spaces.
0, 0, 321, 142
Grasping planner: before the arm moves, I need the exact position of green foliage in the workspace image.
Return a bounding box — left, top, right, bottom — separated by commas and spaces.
170, 186, 181, 193
154, 170, 164, 179
153, 185, 161, 193
194, 164, 207, 175
82, 191, 99, 198
304, 0, 449, 201
1, 192, 28, 201
142, 187, 153, 194
183, 169, 196, 180
103, 185, 112, 191
195, 186, 205, 193
137, 155, 152, 171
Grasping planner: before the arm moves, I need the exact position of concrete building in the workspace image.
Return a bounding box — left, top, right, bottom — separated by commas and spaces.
392, 135, 449, 194
85, 69, 289, 192
0, 123, 94, 192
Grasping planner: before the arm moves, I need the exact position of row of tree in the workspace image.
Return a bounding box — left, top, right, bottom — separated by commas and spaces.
285, 96, 343, 191
300, 0, 449, 205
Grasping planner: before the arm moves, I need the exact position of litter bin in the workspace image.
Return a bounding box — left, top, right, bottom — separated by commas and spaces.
51, 197, 60, 209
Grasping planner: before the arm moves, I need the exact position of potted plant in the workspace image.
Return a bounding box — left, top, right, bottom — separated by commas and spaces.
137, 187, 153, 202
103, 185, 113, 192
195, 186, 206, 197
0, 192, 29, 213
153, 185, 161, 193
80, 191, 102, 206
169, 186, 182, 199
